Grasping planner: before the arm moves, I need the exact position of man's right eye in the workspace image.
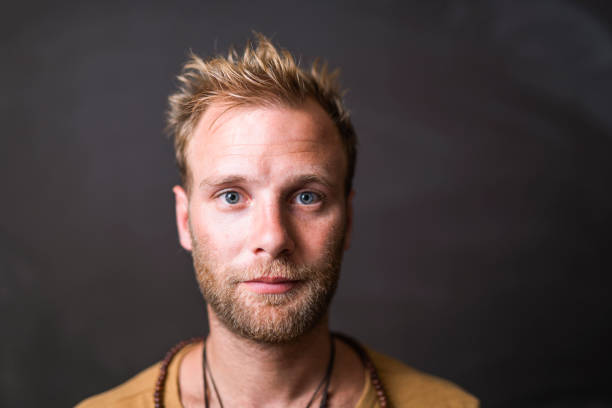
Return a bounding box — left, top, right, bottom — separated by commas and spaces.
222, 191, 241, 204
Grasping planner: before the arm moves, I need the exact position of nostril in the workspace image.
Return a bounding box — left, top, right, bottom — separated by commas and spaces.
252, 227, 294, 258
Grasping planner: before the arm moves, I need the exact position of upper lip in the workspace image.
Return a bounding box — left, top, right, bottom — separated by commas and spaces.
244, 277, 298, 283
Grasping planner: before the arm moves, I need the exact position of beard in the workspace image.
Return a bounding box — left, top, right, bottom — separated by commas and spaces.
190, 226, 345, 344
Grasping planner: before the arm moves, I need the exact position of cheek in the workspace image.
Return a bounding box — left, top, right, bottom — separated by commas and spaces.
294, 210, 345, 254
190, 204, 249, 255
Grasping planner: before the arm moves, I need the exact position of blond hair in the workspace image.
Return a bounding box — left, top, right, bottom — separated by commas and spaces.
166, 34, 357, 195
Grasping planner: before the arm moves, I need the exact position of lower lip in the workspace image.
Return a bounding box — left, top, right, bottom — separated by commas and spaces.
243, 281, 299, 294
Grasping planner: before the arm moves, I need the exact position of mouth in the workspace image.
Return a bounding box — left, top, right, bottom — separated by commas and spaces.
242, 277, 301, 294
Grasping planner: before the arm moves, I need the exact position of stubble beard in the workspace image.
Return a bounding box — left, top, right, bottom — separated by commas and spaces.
190, 227, 345, 344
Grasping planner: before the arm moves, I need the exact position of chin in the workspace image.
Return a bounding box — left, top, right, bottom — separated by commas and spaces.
217, 292, 328, 344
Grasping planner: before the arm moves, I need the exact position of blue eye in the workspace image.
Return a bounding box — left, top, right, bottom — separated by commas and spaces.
296, 191, 319, 205
223, 191, 241, 204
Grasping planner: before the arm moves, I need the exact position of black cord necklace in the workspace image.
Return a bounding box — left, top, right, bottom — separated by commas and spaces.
202, 336, 336, 408
153, 334, 389, 408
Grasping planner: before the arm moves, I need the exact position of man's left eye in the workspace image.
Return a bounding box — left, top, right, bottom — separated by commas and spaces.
295, 191, 321, 205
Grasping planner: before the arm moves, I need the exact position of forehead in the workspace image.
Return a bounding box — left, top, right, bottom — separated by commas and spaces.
186, 100, 346, 185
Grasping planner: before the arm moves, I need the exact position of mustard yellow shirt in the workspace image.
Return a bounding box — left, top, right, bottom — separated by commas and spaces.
76, 342, 478, 407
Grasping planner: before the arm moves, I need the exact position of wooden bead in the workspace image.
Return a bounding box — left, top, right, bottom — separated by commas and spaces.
152, 334, 391, 408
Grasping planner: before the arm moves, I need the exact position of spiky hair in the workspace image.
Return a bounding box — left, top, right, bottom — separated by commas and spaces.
166, 33, 356, 194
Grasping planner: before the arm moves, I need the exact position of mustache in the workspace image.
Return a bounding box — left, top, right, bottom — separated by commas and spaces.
225, 258, 316, 285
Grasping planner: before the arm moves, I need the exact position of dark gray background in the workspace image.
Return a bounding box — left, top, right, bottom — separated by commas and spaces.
2, 1, 611, 407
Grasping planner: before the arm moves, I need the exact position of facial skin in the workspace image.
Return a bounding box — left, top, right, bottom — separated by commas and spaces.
173, 99, 354, 344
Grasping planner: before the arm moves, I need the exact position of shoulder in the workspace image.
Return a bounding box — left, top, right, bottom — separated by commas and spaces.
74, 363, 160, 408
75, 340, 200, 408
366, 348, 479, 408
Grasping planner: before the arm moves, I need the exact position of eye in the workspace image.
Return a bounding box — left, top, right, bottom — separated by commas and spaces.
295, 191, 321, 205
222, 191, 241, 204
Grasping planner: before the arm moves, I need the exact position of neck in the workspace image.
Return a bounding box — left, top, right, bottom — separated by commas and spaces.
180, 306, 335, 408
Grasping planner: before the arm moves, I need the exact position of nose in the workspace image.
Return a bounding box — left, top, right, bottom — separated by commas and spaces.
250, 198, 295, 259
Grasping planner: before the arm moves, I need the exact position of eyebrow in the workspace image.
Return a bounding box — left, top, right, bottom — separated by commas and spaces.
198, 173, 335, 190
289, 174, 334, 189
199, 175, 251, 190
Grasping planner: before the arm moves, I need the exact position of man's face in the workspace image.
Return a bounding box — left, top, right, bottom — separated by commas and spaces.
173, 99, 353, 343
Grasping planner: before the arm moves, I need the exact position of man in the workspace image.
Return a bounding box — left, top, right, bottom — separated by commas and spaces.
77, 35, 478, 408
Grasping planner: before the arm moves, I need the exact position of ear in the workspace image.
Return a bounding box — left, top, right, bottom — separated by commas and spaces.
343, 190, 355, 251
173, 185, 193, 251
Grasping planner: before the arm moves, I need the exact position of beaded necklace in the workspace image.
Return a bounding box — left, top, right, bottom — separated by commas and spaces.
153, 333, 390, 407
